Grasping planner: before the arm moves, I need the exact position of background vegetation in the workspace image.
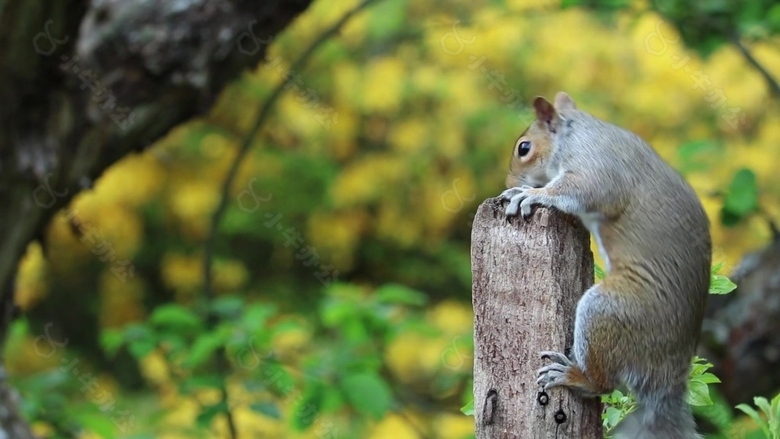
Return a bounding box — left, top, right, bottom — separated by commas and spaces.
7, 0, 780, 437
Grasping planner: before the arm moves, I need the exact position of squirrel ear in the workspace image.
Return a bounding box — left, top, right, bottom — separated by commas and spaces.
554, 92, 576, 111
533, 96, 556, 125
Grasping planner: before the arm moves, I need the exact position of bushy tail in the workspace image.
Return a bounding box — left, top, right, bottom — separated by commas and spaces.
611, 398, 701, 439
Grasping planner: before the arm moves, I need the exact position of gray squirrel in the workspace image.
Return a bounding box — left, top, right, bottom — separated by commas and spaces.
501, 92, 711, 438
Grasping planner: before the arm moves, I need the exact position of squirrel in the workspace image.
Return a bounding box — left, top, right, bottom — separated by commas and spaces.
500, 92, 711, 438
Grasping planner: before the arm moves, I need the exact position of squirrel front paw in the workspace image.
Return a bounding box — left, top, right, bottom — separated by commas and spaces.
499, 186, 542, 219
537, 351, 575, 390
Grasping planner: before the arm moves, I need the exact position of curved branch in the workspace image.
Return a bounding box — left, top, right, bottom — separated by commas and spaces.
200, 0, 381, 436
203, 0, 381, 305
730, 33, 780, 98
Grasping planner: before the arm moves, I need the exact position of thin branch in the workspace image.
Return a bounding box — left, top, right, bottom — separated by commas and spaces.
730, 33, 780, 98
201, 0, 382, 437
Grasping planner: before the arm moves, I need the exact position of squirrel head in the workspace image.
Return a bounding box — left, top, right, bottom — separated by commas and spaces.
505, 91, 577, 188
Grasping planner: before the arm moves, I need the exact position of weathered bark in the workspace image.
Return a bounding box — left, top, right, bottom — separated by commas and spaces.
471, 198, 602, 438
0, 0, 312, 435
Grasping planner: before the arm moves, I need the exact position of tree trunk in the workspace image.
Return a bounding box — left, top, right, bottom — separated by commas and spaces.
0, 0, 312, 435
471, 198, 602, 438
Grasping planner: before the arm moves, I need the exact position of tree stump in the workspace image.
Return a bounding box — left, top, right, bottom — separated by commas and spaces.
471, 198, 602, 438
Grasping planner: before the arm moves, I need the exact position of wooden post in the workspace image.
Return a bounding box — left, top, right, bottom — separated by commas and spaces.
471, 198, 603, 438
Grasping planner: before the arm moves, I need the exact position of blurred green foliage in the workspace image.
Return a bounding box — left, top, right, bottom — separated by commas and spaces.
6, 0, 780, 437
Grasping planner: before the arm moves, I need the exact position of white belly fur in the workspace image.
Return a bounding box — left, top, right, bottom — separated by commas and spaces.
579, 213, 610, 273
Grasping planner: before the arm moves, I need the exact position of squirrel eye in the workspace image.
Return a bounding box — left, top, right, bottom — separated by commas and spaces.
516, 140, 532, 157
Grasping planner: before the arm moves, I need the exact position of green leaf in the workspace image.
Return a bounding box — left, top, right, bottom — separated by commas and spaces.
736, 403, 770, 437
263, 364, 296, 397
150, 304, 201, 331
677, 140, 721, 173
196, 401, 228, 428
374, 284, 428, 306
710, 273, 737, 295
341, 372, 393, 420
686, 380, 713, 406
292, 385, 324, 430
250, 402, 281, 419
754, 397, 771, 418
461, 399, 474, 416
185, 332, 225, 369
321, 298, 360, 328
73, 411, 118, 438
100, 329, 126, 357
768, 4, 780, 31
594, 263, 606, 280
605, 406, 623, 429
241, 303, 276, 329
367, 0, 409, 40
697, 372, 721, 384
212, 296, 246, 318
180, 374, 223, 393
721, 168, 758, 225
127, 339, 157, 359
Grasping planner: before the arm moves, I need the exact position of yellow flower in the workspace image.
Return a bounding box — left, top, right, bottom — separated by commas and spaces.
361, 57, 406, 114
139, 350, 170, 387
307, 209, 367, 270
389, 119, 429, 154
161, 252, 202, 293
385, 332, 447, 381
432, 413, 474, 439
332, 61, 362, 108
98, 270, 146, 329
369, 414, 421, 439
429, 301, 473, 336
14, 242, 48, 310
331, 154, 406, 207
169, 180, 219, 239
93, 150, 165, 207
213, 259, 249, 292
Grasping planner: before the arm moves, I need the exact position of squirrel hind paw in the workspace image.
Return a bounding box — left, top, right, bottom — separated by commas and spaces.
537, 363, 569, 389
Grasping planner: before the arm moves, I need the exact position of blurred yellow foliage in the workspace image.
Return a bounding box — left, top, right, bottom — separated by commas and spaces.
369, 413, 421, 439
362, 57, 407, 114
98, 270, 146, 329
15, 242, 47, 310
13, 0, 780, 437
161, 252, 203, 294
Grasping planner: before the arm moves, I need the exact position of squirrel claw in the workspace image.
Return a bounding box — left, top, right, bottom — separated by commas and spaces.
540, 351, 573, 366
500, 186, 535, 218
537, 351, 574, 389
